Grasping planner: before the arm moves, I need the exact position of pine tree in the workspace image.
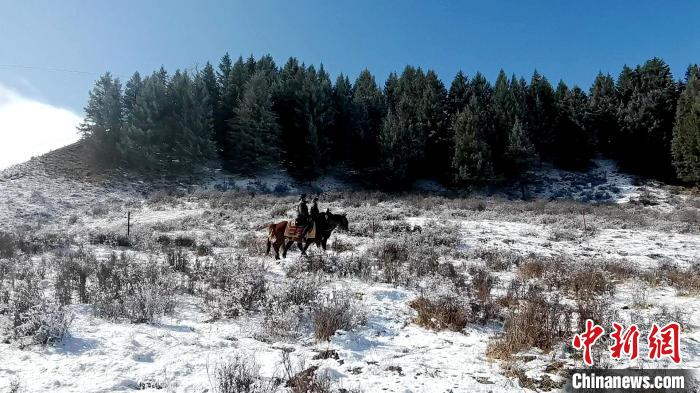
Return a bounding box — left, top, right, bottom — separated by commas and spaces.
378, 66, 429, 183
671, 65, 700, 183
79, 73, 124, 164
553, 81, 591, 168
492, 70, 513, 172
452, 97, 494, 183
307, 64, 335, 172
123, 72, 143, 117
504, 119, 537, 197
447, 71, 471, 121
352, 69, 385, 168
332, 73, 355, 161
169, 70, 214, 167
228, 71, 280, 173
588, 72, 619, 154
422, 70, 450, 178
200, 62, 221, 154
527, 70, 557, 159
469, 73, 498, 174
617, 58, 679, 177
509, 75, 529, 123
122, 69, 171, 170
273, 57, 306, 175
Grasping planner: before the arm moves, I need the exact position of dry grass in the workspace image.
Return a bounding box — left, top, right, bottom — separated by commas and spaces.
312, 292, 364, 341
409, 295, 470, 332
487, 290, 571, 360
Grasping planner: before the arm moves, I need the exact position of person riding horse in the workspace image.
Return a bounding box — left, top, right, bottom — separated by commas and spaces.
299, 195, 320, 238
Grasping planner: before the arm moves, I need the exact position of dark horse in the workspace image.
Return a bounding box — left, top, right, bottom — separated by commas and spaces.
266, 210, 349, 260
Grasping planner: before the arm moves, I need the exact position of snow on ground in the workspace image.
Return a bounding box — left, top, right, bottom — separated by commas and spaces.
1, 152, 699, 392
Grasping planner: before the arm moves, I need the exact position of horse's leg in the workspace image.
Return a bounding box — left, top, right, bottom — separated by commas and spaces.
321, 238, 328, 251
266, 237, 272, 255
273, 241, 281, 260
302, 240, 312, 254
283, 239, 294, 258
297, 242, 303, 252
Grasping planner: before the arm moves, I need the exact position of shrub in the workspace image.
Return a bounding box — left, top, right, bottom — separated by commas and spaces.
236, 233, 266, 256
53, 249, 96, 305
371, 239, 440, 286
468, 266, 498, 322
90, 203, 109, 217
329, 237, 355, 253
165, 247, 190, 274
3, 278, 71, 347
89, 232, 131, 247
477, 248, 523, 271
335, 254, 373, 281
280, 351, 332, 393
409, 295, 470, 331
68, 214, 79, 225
213, 354, 275, 393
174, 236, 196, 248
200, 256, 268, 319
258, 277, 321, 341
196, 244, 213, 256
663, 264, 700, 296
518, 258, 546, 279
487, 290, 571, 359
312, 291, 364, 341
91, 253, 176, 323
0, 232, 17, 258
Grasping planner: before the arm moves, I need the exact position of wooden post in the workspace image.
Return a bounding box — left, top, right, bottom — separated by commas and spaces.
127, 211, 131, 238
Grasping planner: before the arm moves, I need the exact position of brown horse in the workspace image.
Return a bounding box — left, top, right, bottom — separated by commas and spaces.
266, 210, 349, 260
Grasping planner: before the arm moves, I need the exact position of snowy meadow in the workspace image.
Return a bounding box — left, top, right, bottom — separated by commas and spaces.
1, 154, 699, 392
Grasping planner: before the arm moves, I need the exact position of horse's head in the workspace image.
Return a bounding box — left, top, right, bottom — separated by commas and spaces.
325, 210, 349, 231
338, 213, 349, 231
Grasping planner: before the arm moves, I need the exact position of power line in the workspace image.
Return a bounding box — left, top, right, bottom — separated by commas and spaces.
0, 64, 100, 76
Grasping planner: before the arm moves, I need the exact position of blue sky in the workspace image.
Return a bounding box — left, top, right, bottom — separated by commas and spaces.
1, 0, 698, 114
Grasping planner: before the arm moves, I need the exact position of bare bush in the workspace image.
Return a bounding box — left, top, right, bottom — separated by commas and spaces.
476, 248, 523, 271
199, 256, 268, 319
90, 203, 110, 217
237, 233, 266, 256
329, 237, 355, 253
91, 253, 176, 323
280, 351, 333, 393
212, 354, 275, 393
409, 294, 470, 331
89, 232, 131, 248
335, 254, 373, 281
468, 265, 498, 322
2, 277, 71, 347
53, 248, 96, 305
0, 232, 16, 258
165, 247, 190, 274
518, 257, 615, 300
660, 263, 700, 296
174, 235, 196, 248
487, 290, 571, 359
312, 291, 364, 341
638, 262, 700, 295
372, 239, 440, 286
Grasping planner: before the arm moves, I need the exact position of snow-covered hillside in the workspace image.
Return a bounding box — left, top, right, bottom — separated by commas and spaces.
1, 148, 699, 392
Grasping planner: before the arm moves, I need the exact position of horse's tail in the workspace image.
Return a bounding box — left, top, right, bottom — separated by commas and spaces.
266, 224, 275, 255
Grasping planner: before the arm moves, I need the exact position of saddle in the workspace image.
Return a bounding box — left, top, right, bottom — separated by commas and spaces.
285, 220, 316, 239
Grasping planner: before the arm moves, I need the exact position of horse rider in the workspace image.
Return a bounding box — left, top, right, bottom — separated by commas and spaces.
310, 197, 320, 219
296, 194, 310, 226
301, 197, 320, 239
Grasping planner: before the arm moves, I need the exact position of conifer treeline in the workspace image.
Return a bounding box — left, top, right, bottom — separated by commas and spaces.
79, 55, 700, 186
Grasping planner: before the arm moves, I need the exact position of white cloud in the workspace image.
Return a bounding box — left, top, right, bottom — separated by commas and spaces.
0, 84, 82, 170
